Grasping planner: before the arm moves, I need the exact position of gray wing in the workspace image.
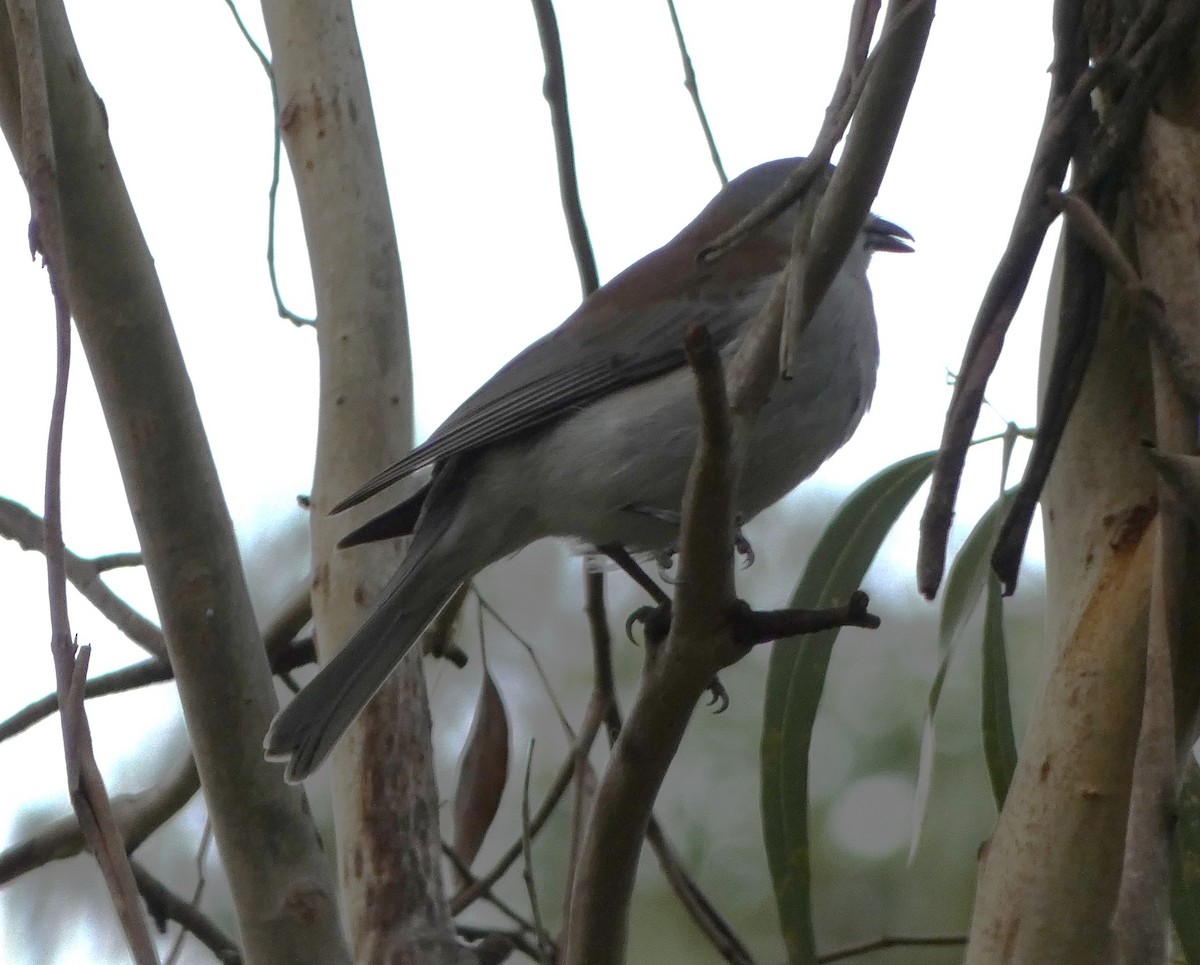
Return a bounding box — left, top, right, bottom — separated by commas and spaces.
331, 292, 762, 513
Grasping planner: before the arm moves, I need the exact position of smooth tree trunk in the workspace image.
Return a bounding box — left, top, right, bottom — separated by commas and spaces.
259, 2, 468, 962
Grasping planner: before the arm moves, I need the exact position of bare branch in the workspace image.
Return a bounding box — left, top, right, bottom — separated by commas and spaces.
782, 0, 933, 378
1, 634, 315, 744
443, 844, 543, 938
584, 570, 754, 964
132, 860, 242, 964
219, 0, 313, 326
817, 932, 967, 963
520, 741, 554, 965
699, 0, 927, 268
0, 496, 165, 660
528, 0, 598, 297
916, 0, 1093, 597
564, 326, 737, 965
6, 0, 158, 955
664, 0, 726, 185
0, 0, 348, 949
921, 0, 1200, 598
0, 751, 199, 885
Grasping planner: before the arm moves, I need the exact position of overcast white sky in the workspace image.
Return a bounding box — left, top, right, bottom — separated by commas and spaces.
0, 0, 1056, 956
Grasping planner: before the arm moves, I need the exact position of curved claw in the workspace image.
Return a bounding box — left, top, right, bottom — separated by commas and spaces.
706, 676, 730, 713
625, 605, 659, 643
734, 519, 755, 569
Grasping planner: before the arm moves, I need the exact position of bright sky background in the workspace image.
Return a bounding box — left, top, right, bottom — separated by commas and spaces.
0, 0, 1057, 958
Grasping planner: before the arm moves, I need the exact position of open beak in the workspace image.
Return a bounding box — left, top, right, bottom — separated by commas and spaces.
865, 215, 914, 253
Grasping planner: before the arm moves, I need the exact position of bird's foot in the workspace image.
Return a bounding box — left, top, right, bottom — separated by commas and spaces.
625, 600, 672, 646
623, 505, 755, 571
624, 599, 729, 712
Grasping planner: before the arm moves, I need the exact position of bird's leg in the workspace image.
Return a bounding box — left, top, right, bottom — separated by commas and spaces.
598, 542, 728, 712
622, 503, 755, 569
600, 543, 670, 606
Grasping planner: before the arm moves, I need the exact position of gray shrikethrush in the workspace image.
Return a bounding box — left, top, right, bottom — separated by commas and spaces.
266, 158, 910, 781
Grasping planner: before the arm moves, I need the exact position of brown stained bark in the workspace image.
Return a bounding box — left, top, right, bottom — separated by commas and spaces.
1135, 108, 1200, 763
0, 2, 350, 963
256, 2, 464, 962
964, 241, 1156, 964
1114, 109, 1200, 965
965, 9, 1200, 959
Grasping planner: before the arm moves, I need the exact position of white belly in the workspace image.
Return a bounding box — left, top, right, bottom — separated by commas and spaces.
469, 263, 880, 552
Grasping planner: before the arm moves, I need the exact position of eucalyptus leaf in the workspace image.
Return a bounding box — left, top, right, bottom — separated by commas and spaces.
910, 487, 1018, 855
762, 450, 935, 963
981, 569, 1017, 808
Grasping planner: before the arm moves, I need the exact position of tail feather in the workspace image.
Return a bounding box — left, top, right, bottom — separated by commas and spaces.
264, 569, 454, 783
337, 482, 429, 548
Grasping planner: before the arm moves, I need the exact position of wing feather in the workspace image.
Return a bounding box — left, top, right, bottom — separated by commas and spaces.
332, 286, 773, 514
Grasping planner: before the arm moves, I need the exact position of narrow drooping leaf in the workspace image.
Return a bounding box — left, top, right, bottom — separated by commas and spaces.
911, 487, 1018, 854
1171, 759, 1200, 962
939, 487, 1019, 660
981, 571, 1017, 807
983, 429, 1019, 809
762, 450, 935, 964
453, 666, 510, 874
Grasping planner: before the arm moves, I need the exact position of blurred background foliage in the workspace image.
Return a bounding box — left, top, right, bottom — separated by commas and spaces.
3, 473, 1045, 963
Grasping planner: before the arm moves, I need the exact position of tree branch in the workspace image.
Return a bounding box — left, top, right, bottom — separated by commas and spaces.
0, 496, 165, 660
132, 860, 242, 964
0, 0, 348, 956
0, 750, 199, 885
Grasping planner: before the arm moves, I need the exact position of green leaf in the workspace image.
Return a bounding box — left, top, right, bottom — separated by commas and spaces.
1171, 758, 1200, 963
761, 450, 935, 964
938, 487, 1019, 660
981, 569, 1017, 808
911, 487, 1018, 853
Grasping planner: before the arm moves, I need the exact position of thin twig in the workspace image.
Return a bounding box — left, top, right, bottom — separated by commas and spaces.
920, 0, 1200, 597
529, 1, 751, 957
132, 860, 242, 964
476, 590, 573, 733
817, 932, 967, 963
698, 0, 925, 266
664, 0, 726, 185
443, 844, 543, 937
785, 0, 932, 376
990, 178, 1115, 592
89, 552, 144, 572
0, 496, 165, 659
0, 636, 316, 743
521, 741, 554, 965
450, 695, 608, 914
825, 0, 881, 131
165, 819, 213, 965
528, 0, 598, 297
8, 0, 157, 955
220, 0, 313, 326
0, 751, 200, 885
1, 657, 170, 742
916, 0, 1093, 597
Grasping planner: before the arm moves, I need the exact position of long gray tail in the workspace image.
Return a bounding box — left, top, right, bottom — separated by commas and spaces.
264, 558, 457, 783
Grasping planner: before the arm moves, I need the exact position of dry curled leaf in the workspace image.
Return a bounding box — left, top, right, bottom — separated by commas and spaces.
453, 667, 510, 876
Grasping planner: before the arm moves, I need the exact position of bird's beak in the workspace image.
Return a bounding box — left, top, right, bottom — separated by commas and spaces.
865, 215, 914, 253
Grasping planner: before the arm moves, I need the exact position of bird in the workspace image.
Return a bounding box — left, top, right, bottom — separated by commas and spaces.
265, 157, 911, 782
